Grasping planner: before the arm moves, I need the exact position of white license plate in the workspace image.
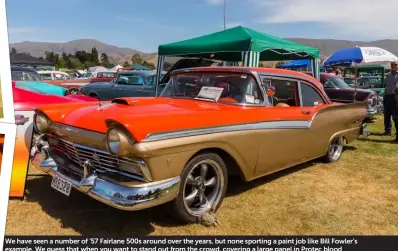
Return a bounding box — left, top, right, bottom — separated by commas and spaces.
51, 176, 72, 196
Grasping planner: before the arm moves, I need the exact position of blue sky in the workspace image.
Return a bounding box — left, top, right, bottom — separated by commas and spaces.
6, 0, 397, 53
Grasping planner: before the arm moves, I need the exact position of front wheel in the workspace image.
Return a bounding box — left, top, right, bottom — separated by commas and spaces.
173, 153, 228, 223
323, 136, 344, 163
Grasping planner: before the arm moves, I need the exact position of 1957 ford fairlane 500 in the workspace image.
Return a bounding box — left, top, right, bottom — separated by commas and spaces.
31, 67, 367, 223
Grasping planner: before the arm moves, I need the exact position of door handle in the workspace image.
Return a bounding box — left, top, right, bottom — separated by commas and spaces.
301, 110, 311, 115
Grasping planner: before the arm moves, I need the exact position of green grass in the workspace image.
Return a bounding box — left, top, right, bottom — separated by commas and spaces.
6, 116, 398, 235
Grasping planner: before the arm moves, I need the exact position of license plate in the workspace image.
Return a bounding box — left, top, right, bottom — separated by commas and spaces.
51, 176, 72, 196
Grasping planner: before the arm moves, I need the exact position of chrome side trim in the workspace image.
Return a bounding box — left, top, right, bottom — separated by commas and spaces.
142, 120, 311, 142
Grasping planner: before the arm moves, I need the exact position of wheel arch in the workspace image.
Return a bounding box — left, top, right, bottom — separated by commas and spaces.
188, 147, 247, 181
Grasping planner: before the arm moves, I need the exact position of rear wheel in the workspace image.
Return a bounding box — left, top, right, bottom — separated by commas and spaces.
173, 153, 228, 223
323, 136, 344, 163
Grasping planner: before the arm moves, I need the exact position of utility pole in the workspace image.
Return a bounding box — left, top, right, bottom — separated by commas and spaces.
224, 0, 227, 30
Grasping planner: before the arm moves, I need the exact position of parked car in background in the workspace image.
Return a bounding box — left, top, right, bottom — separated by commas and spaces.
10, 81, 97, 197
38, 71, 72, 81
44, 71, 117, 91
31, 66, 367, 223
79, 70, 160, 100
11, 66, 68, 96
80, 58, 215, 100
320, 73, 381, 119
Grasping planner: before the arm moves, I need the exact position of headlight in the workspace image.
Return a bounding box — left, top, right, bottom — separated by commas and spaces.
33, 113, 51, 133
105, 128, 135, 156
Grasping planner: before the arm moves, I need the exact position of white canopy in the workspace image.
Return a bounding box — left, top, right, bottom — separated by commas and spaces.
88, 66, 110, 73
110, 65, 123, 71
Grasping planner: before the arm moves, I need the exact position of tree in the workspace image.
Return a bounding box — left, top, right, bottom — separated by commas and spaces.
10, 48, 17, 55
90, 47, 100, 64
45, 51, 57, 63
100, 53, 113, 68
131, 53, 143, 64
123, 61, 130, 67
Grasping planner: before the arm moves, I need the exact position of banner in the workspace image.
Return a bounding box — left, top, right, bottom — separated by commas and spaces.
4, 236, 398, 251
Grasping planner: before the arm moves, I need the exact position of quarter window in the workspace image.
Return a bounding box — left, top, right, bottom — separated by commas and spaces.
300, 83, 325, 106
262, 78, 299, 107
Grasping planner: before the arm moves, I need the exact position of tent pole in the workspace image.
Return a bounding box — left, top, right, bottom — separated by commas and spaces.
354, 64, 358, 102
224, 0, 227, 30
155, 56, 165, 97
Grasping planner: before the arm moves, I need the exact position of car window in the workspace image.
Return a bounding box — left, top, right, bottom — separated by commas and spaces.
40, 73, 52, 80
323, 80, 335, 88
54, 73, 65, 80
116, 75, 144, 85
161, 72, 264, 105
11, 70, 43, 81
263, 78, 299, 107
146, 75, 156, 86
300, 83, 325, 107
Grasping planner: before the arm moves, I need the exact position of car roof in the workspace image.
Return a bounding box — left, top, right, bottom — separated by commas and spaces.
11, 66, 37, 72
171, 66, 323, 89
118, 70, 156, 76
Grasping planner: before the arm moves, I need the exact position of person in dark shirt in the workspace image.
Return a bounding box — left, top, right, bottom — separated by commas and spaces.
393, 88, 398, 142
383, 62, 398, 136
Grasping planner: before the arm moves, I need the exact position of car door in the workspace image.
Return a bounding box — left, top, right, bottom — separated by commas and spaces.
114, 75, 149, 97
254, 77, 315, 176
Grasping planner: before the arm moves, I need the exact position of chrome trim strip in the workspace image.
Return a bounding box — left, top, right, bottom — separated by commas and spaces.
142, 120, 311, 142
297, 81, 303, 106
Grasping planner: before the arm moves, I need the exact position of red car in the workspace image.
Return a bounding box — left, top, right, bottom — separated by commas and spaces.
10, 81, 97, 197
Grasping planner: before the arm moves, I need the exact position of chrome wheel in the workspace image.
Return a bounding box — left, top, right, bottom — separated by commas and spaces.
182, 159, 224, 216
328, 137, 343, 161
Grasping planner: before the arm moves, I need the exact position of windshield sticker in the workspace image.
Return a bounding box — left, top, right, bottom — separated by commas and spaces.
195, 86, 224, 102
241, 75, 247, 79
245, 95, 255, 103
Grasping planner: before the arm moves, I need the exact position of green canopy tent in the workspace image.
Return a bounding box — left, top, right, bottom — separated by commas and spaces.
156, 26, 320, 83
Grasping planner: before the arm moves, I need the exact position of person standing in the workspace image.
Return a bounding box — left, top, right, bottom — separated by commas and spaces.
383, 61, 398, 136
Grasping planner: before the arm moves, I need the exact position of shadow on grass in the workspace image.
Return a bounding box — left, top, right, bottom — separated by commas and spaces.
24, 176, 182, 236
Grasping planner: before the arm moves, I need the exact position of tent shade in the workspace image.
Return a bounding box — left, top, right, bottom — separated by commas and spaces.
10, 53, 54, 66
280, 59, 311, 69
158, 26, 319, 61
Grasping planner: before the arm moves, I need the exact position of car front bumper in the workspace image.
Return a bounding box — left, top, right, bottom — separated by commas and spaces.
31, 145, 180, 211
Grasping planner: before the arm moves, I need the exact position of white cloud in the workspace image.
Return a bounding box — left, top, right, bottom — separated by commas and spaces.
252, 0, 398, 39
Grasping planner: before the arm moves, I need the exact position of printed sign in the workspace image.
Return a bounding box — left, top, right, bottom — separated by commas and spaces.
195, 87, 224, 102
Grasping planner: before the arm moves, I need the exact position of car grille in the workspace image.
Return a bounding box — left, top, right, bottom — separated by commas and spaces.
48, 134, 145, 181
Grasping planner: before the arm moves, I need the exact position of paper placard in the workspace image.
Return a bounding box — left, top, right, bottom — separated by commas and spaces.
195, 86, 224, 101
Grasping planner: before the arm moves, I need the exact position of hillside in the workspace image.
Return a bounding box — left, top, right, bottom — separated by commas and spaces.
9, 39, 158, 65
9, 38, 398, 65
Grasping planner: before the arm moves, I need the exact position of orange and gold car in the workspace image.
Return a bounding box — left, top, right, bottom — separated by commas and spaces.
30, 67, 367, 223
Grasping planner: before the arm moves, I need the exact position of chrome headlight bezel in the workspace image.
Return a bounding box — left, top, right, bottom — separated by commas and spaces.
105, 126, 136, 157
33, 112, 51, 133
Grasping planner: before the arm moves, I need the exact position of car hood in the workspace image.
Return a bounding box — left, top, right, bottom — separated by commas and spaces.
37, 97, 309, 142
15, 81, 67, 96
13, 86, 97, 111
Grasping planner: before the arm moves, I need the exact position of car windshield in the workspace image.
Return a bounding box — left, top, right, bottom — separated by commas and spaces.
82, 73, 93, 78
115, 74, 144, 85
160, 72, 265, 105
327, 76, 351, 88
344, 78, 355, 86
11, 70, 43, 82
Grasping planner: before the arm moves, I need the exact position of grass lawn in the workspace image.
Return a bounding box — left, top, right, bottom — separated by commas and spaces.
0, 82, 3, 118
5, 116, 398, 235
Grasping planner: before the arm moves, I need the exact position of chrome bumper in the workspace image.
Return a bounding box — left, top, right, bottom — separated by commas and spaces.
31, 146, 180, 211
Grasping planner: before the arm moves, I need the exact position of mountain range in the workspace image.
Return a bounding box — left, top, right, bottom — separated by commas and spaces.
9, 38, 398, 65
